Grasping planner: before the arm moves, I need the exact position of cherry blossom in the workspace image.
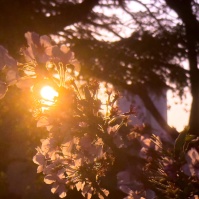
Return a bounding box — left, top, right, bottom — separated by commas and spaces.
33, 147, 46, 173
22, 32, 80, 74
2, 32, 197, 199
107, 124, 125, 148
0, 45, 18, 97
44, 168, 68, 198
182, 148, 199, 178
23, 32, 53, 63
0, 46, 17, 69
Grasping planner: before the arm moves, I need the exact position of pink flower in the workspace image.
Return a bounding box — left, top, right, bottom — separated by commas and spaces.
33, 148, 46, 173
79, 135, 103, 161
117, 170, 154, 199
107, 124, 120, 135
61, 136, 74, 158
44, 168, 68, 198
81, 183, 93, 199
182, 148, 199, 178
75, 181, 85, 191
40, 137, 57, 156
45, 44, 73, 65
0, 46, 18, 98
23, 32, 52, 63
23, 32, 80, 73
0, 46, 17, 69
138, 135, 161, 159
20, 32, 80, 90
107, 124, 125, 148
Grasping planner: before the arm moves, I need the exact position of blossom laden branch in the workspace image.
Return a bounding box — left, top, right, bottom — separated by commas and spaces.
0, 32, 199, 199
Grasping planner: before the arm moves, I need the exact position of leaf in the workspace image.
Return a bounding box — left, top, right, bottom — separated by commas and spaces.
183, 134, 197, 152
84, 86, 92, 101
108, 117, 117, 125
185, 134, 196, 142
174, 131, 187, 157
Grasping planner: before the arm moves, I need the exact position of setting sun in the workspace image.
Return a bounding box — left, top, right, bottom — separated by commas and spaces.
40, 86, 58, 101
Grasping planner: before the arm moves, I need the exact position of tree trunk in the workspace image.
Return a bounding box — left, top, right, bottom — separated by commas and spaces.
165, 0, 199, 135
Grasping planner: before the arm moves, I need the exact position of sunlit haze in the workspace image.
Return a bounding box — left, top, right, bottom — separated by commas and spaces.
167, 89, 191, 132
52, 1, 188, 132
40, 86, 58, 101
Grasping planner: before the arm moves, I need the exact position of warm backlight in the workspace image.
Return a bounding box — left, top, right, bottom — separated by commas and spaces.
40, 86, 58, 101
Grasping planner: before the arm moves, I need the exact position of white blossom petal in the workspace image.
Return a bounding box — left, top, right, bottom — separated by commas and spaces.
25, 32, 40, 47
40, 35, 52, 48
44, 174, 56, 184
33, 153, 45, 165
0, 46, 17, 69
37, 165, 44, 173
76, 181, 83, 191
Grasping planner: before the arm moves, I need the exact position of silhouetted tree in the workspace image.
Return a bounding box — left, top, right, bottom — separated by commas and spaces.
1, 1, 199, 198
0, 0, 199, 134
0, 0, 199, 137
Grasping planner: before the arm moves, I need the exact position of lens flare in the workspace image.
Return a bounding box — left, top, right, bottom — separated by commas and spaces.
40, 86, 58, 101
98, 82, 114, 115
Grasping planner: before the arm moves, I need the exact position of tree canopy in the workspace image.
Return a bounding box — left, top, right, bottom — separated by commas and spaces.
1, 1, 199, 198
1, 0, 198, 135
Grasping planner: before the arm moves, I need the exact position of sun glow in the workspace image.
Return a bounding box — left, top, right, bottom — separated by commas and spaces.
40, 86, 58, 101
98, 82, 114, 115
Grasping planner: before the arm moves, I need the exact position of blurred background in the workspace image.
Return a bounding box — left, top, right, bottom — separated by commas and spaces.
0, 0, 199, 198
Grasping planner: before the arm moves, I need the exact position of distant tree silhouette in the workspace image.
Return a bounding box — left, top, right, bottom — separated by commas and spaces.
1, 1, 199, 198
0, 0, 199, 134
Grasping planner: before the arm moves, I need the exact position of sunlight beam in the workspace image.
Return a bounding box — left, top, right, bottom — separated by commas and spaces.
40, 86, 58, 101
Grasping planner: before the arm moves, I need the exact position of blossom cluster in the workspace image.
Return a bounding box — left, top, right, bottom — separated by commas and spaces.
0, 32, 199, 199
0, 32, 131, 198
20, 32, 118, 198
